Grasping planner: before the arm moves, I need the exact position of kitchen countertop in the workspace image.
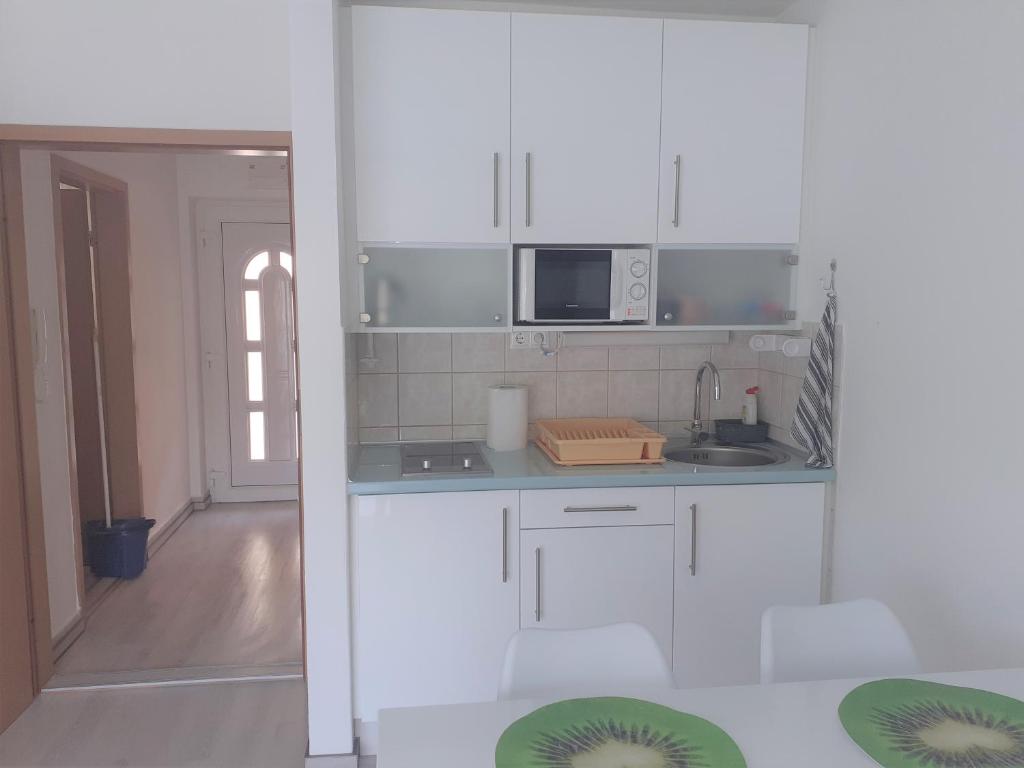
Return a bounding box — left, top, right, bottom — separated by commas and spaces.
348, 437, 834, 495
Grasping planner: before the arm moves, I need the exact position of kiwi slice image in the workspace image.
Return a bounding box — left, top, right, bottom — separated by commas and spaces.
839, 678, 1024, 767
495, 696, 746, 768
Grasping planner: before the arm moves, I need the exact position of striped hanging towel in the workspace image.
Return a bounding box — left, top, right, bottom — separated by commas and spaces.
791, 293, 837, 468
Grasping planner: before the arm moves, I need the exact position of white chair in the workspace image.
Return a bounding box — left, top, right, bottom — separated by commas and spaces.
760, 598, 921, 684
498, 622, 674, 701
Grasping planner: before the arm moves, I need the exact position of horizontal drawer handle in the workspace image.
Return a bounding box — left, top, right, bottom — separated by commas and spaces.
563, 505, 639, 513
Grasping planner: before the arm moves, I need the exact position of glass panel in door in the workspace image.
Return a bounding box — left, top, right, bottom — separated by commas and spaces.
533, 249, 611, 321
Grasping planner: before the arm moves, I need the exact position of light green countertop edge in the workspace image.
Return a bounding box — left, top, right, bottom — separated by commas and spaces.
348, 441, 835, 496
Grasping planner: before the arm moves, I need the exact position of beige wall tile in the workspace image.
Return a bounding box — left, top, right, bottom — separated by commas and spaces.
757, 370, 784, 427
398, 333, 452, 373
609, 345, 660, 370
453, 372, 504, 425
658, 421, 694, 438
505, 346, 556, 372
358, 374, 398, 427
759, 350, 785, 375
660, 345, 711, 370
556, 371, 608, 417
781, 374, 804, 431
356, 333, 398, 374
398, 373, 452, 426
658, 370, 697, 421
453, 424, 487, 439
710, 369, 759, 420
608, 370, 660, 421
359, 427, 398, 444
556, 346, 609, 371
400, 425, 453, 441
710, 333, 760, 369
452, 333, 505, 372
505, 371, 556, 421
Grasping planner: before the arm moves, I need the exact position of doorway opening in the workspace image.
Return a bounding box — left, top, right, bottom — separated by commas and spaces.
2, 137, 303, 697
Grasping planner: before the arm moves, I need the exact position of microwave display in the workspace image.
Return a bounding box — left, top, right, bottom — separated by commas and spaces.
534, 249, 611, 320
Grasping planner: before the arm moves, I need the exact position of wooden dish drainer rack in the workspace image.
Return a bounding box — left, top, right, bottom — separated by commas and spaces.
534, 418, 668, 466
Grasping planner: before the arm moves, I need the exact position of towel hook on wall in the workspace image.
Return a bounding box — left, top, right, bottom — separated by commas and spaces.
821, 259, 837, 297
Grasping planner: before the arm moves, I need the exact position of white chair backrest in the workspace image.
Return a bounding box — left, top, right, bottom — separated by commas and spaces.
761, 598, 920, 684
498, 623, 674, 701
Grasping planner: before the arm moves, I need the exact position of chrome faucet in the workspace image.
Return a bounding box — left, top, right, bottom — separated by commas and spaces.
691, 361, 721, 444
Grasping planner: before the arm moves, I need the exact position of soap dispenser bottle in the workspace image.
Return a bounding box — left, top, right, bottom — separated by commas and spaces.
742, 386, 760, 426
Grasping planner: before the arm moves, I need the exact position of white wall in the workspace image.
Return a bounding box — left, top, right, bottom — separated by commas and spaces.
0, 0, 290, 130
21, 150, 194, 637
796, 0, 1024, 670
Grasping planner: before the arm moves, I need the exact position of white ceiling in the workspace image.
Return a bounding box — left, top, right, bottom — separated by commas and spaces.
361, 0, 801, 21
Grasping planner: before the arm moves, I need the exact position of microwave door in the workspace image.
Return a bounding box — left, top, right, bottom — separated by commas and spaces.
534, 249, 612, 321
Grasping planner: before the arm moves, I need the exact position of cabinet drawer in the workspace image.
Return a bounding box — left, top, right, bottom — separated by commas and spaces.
520, 487, 673, 529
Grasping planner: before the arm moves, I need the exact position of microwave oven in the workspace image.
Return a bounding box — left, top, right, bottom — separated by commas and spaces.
516, 247, 651, 324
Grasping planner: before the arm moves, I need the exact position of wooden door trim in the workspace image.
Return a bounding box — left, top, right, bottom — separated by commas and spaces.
0, 125, 297, 704
0, 125, 290, 152
0, 146, 54, 693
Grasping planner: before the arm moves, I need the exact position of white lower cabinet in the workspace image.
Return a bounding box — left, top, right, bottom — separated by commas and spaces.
520, 525, 675, 663
673, 483, 825, 688
351, 481, 825, 749
352, 491, 519, 726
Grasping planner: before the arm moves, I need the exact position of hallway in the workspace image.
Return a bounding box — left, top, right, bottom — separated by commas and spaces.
53, 502, 301, 681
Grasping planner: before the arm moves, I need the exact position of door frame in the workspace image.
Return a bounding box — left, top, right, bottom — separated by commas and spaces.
0, 145, 54, 722
0, 126, 295, 717
194, 200, 297, 502
49, 155, 141, 610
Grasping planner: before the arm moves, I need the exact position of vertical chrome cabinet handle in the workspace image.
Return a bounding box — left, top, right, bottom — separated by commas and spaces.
534, 547, 542, 622
493, 152, 500, 228
672, 155, 682, 228
501, 507, 509, 583
525, 152, 532, 228
689, 503, 697, 576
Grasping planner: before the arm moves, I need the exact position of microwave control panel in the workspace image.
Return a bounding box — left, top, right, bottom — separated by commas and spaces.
624, 250, 651, 320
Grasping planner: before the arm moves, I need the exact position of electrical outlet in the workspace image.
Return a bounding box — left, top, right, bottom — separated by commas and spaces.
532, 331, 554, 349
509, 331, 531, 349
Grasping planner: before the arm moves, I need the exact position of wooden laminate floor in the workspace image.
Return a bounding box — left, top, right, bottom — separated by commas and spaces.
0, 679, 308, 768
55, 502, 301, 676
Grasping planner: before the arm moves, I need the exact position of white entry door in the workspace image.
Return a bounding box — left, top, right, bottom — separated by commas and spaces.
222, 223, 298, 487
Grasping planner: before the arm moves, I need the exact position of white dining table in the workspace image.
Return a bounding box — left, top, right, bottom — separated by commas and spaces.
377, 667, 1024, 767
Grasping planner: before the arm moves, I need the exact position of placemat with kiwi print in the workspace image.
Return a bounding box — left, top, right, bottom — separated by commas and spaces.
839, 678, 1024, 767
495, 696, 746, 768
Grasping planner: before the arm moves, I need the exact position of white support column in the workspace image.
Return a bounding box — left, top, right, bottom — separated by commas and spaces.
289, 0, 355, 758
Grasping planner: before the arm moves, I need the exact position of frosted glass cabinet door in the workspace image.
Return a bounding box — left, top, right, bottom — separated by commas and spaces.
360, 247, 508, 329
510, 13, 662, 244
656, 249, 796, 327
659, 21, 809, 244
352, 6, 511, 243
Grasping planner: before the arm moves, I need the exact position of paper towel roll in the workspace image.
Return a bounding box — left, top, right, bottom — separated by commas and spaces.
487, 384, 528, 452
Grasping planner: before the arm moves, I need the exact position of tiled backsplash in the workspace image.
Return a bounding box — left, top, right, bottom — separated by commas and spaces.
355, 332, 771, 444
353, 327, 843, 448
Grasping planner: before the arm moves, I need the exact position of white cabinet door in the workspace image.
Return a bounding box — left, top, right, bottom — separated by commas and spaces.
352, 491, 519, 721
659, 21, 809, 244
352, 7, 511, 243
520, 525, 674, 663
511, 13, 663, 243
673, 483, 824, 688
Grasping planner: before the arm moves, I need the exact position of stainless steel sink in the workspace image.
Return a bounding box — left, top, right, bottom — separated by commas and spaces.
665, 444, 787, 467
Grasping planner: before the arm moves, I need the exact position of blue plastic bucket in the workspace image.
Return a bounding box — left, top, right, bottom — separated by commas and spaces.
85, 518, 156, 579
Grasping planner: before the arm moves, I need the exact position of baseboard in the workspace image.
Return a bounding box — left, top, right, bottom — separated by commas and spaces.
148, 493, 210, 557
305, 739, 361, 768
355, 721, 379, 756
44, 662, 302, 691
191, 492, 213, 512
51, 612, 86, 660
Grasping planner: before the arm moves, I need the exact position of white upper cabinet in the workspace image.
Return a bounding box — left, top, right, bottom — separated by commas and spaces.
659, 21, 809, 245
510, 14, 663, 244
352, 7, 511, 243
